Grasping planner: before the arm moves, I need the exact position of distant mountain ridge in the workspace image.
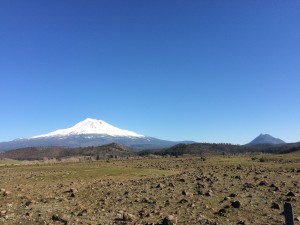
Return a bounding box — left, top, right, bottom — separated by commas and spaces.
247, 133, 285, 145
3, 141, 300, 160
0, 118, 194, 152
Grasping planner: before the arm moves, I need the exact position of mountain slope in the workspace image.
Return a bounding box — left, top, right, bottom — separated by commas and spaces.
247, 134, 285, 145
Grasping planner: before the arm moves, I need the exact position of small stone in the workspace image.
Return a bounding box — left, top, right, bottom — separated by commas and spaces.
123, 212, 135, 221
205, 190, 213, 196
286, 191, 296, 197
271, 202, 280, 209
243, 183, 254, 189
156, 183, 164, 188
52, 214, 67, 224
115, 213, 123, 220
162, 215, 177, 225
3, 191, 11, 197
77, 209, 87, 216
25, 212, 32, 217
231, 201, 241, 208
169, 183, 175, 187
178, 199, 188, 204
182, 190, 188, 195
70, 188, 77, 193
25, 200, 33, 206
258, 181, 268, 186
188, 203, 195, 208
217, 208, 226, 216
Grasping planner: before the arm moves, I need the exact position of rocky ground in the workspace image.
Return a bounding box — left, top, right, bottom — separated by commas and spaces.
0, 154, 299, 225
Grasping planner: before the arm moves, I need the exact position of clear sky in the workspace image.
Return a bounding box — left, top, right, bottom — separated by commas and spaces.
1, 0, 300, 144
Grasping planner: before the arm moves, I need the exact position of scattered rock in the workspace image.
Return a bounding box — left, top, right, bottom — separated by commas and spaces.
258, 181, 268, 186
271, 202, 280, 209
205, 190, 213, 196
156, 183, 164, 188
25, 212, 32, 217
77, 209, 87, 216
123, 212, 135, 221
168, 182, 175, 187
24, 200, 34, 206
115, 213, 123, 220
70, 188, 77, 193
162, 215, 177, 225
178, 198, 188, 204
52, 214, 67, 225
182, 190, 193, 197
3, 191, 11, 197
217, 208, 226, 216
231, 201, 241, 208
286, 191, 296, 197
243, 183, 254, 189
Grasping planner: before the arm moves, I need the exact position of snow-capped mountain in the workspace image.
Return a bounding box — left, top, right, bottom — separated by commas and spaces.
0, 118, 194, 152
32, 118, 144, 138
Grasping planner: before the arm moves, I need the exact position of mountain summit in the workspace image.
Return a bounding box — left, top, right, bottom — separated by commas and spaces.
247, 133, 285, 145
32, 118, 144, 138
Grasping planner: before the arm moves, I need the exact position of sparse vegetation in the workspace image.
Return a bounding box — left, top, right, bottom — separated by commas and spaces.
0, 154, 299, 224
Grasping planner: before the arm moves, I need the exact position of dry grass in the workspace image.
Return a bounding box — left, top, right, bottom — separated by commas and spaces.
0, 154, 299, 224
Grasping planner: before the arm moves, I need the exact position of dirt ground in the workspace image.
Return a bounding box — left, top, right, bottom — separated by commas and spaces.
0, 154, 299, 225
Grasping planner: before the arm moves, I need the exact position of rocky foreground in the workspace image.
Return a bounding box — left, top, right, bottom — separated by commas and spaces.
0, 154, 299, 224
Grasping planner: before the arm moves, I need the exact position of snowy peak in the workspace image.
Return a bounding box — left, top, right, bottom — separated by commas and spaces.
32, 118, 144, 138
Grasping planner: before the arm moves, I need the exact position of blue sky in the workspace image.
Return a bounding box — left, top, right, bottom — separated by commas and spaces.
1, 0, 300, 144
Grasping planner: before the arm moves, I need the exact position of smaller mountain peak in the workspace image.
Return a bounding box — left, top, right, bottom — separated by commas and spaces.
247, 133, 285, 145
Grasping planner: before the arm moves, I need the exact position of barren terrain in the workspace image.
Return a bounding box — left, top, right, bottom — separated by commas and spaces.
0, 153, 299, 224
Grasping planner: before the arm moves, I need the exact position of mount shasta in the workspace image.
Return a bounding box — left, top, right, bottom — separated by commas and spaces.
0, 118, 193, 152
